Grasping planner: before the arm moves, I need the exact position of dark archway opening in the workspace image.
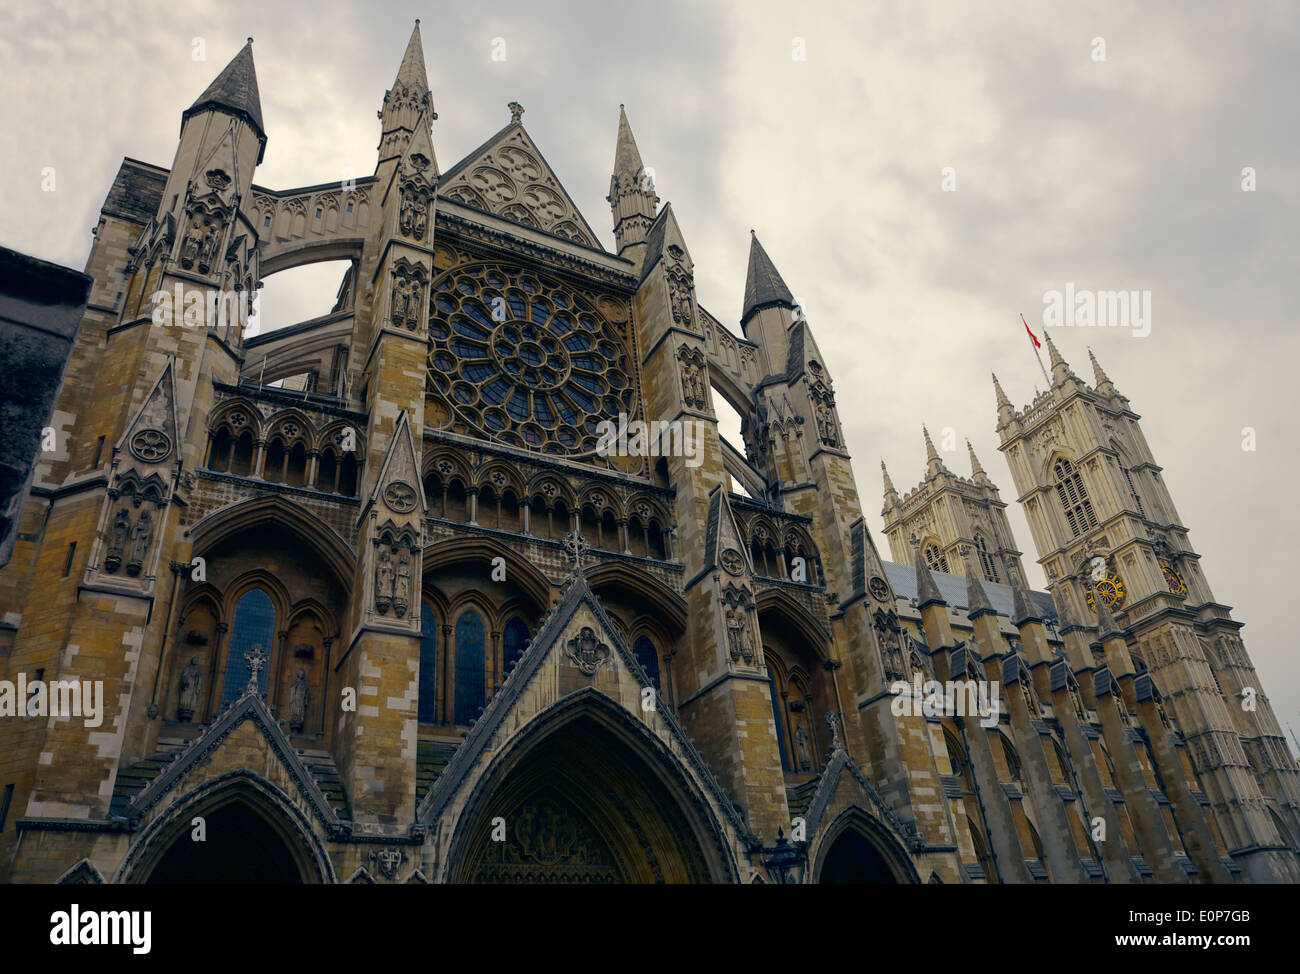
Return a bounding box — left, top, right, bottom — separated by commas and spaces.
819, 828, 900, 884
144, 800, 306, 884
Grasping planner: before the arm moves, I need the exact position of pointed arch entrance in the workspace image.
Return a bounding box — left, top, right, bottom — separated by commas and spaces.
115, 771, 335, 884
812, 806, 921, 884
447, 692, 736, 883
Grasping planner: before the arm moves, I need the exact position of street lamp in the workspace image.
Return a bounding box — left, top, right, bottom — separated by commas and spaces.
763, 828, 807, 884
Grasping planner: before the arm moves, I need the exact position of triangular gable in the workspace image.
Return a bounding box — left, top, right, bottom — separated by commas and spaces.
438, 122, 605, 250
115, 357, 180, 468
418, 572, 753, 844
801, 740, 922, 854
368, 409, 427, 524
702, 486, 753, 577
123, 690, 346, 838
638, 203, 691, 283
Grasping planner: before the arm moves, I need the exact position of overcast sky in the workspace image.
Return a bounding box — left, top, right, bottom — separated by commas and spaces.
4, 0, 1298, 751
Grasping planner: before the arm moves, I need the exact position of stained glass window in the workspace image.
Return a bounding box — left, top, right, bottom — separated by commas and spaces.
222, 587, 275, 708
503, 617, 530, 675
632, 635, 660, 692
454, 609, 486, 725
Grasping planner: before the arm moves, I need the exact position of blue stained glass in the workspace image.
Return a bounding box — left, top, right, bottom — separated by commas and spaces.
633, 636, 661, 692
418, 604, 438, 723
466, 303, 494, 327
572, 356, 602, 371
530, 303, 550, 325
567, 389, 594, 411
463, 363, 495, 382
483, 379, 510, 404
507, 390, 530, 421
453, 318, 490, 340
507, 294, 526, 319
555, 397, 577, 423
572, 374, 602, 394
453, 610, 485, 725
563, 335, 590, 352
222, 588, 275, 708
503, 618, 529, 674
534, 398, 554, 425
452, 340, 488, 359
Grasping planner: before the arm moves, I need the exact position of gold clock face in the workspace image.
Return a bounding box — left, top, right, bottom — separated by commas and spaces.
1159, 559, 1187, 596
1085, 571, 1126, 611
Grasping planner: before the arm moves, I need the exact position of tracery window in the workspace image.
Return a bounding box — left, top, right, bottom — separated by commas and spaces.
632, 635, 661, 692
453, 609, 486, 725
221, 587, 275, 708
1053, 458, 1097, 537
502, 616, 530, 675
426, 262, 635, 456
923, 542, 949, 574
974, 534, 999, 584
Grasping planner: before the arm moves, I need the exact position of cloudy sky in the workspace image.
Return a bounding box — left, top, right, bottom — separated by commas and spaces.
4, 0, 1298, 749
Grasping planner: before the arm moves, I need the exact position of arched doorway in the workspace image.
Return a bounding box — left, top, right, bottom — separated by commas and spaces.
447, 697, 734, 883
115, 772, 336, 884
813, 807, 920, 884
145, 800, 305, 883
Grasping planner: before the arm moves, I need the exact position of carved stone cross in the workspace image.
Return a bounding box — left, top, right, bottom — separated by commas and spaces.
826, 711, 843, 751
244, 644, 268, 695
562, 528, 590, 576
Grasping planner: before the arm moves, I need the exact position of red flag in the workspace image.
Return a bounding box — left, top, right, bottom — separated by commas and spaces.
1021, 313, 1041, 349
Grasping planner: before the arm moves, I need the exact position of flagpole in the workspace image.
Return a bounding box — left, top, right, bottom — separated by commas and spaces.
1022, 313, 1051, 387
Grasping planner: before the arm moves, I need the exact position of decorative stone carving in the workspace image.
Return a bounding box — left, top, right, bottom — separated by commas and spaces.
105, 508, 131, 573
720, 583, 756, 666
719, 547, 744, 576
677, 345, 707, 410
125, 507, 153, 576
384, 481, 417, 513
375, 548, 394, 614
565, 626, 610, 676
794, 724, 812, 771
371, 847, 405, 880
667, 263, 696, 330
868, 576, 890, 602
393, 550, 411, 618
177, 657, 202, 722
129, 429, 172, 463
288, 668, 308, 734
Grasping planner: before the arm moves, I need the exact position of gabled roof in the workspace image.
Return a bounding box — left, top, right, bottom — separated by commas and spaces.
438, 119, 606, 251
184, 40, 265, 143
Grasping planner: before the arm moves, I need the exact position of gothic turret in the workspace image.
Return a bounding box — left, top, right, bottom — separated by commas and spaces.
881, 459, 900, 513
740, 231, 796, 374
607, 105, 658, 263
378, 21, 436, 171
922, 425, 949, 478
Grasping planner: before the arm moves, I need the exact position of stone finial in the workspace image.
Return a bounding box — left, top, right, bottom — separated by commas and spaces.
509, 101, 525, 124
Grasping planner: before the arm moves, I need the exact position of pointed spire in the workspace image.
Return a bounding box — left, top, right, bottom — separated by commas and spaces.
607, 105, 658, 259
922, 425, 948, 478
962, 546, 997, 619
882, 459, 900, 509
613, 104, 646, 179
1052, 587, 1083, 633
1094, 592, 1125, 642
394, 20, 429, 93
992, 371, 1016, 428
1088, 346, 1119, 397
1044, 332, 1073, 385
967, 439, 993, 487
741, 231, 795, 324
909, 534, 947, 609
1010, 576, 1042, 627
184, 39, 265, 145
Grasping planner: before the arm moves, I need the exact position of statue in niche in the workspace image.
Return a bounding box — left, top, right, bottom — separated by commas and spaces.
393, 550, 411, 618
177, 656, 202, 722
288, 668, 309, 734
105, 508, 131, 573
815, 397, 838, 446
412, 199, 428, 239
180, 229, 201, 269
125, 507, 153, 576
199, 225, 220, 270
725, 607, 753, 665
375, 547, 394, 614
391, 279, 409, 326
794, 723, 812, 771
400, 195, 416, 236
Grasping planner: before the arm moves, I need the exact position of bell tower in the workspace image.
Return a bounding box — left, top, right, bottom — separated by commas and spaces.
995, 335, 1300, 882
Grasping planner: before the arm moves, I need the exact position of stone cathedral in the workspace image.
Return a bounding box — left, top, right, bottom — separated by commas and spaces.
2, 26, 1297, 884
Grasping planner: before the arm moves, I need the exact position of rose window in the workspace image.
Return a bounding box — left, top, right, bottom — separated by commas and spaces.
426, 262, 635, 455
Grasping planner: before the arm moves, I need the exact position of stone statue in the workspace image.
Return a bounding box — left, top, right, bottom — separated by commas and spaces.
199, 226, 220, 268
726, 608, 752, 664
794, 724, 812, 771
375, 548, 394, 613
400, 195, 416, 235
288, 668, 308, 734
106, 508, 131, 573
177, 656, 202, 722
181, 230, 201, 268
392, 280, 409, 326
393, 550, 411, 618
412, 199, 427, 239
125, 507, 153, 576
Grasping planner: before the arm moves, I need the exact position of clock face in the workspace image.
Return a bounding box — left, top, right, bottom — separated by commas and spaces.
426, 262, 636, 456
1159, 559, 1187, 596
1085, 571, 1126, 611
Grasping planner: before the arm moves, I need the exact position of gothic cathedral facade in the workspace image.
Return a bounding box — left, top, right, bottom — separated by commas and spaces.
1, 26, 1297, 884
